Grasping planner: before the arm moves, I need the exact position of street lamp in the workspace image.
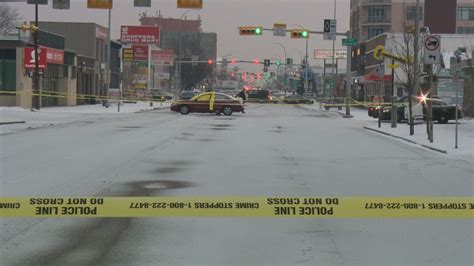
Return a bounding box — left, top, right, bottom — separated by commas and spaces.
178, 9, 198, 92
274, 43, 288, 94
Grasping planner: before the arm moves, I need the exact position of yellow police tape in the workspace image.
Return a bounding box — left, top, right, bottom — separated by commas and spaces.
1, 197, 472, 218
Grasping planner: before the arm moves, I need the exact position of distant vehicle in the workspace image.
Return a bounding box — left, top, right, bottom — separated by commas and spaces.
170, 92, 244, 115
246, 89, 278, 103
282, 95, 314, 104
150, 89, 173, 101
178, 91, 199, 100
405, 98, 462, 124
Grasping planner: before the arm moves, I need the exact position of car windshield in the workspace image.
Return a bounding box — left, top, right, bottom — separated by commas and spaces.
1, 1, 473, 265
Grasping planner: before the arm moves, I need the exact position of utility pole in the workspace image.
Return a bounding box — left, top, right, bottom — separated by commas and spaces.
33, 2, 40, 110
344, 30, 352, 118
331, 0, 336, 98
105, 8, 111, 108
390, 59, 397, 128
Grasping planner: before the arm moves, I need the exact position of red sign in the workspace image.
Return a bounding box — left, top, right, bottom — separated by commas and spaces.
364, 74, 393, 81
121, 26, 160, 45
45, 47, 64, 65
132, 45, 149, 61
24, 47, 47, 69
151, 50, 175, 66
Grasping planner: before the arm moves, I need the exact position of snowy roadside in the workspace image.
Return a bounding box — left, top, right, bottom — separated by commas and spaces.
0, 101, 171, 135
300, 103, 474, 163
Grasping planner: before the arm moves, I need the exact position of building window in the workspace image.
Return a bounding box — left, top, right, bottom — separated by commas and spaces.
368, 7, 386, 22
0, 49, 16, 92
458, 7, 474, 21
368, 27, 385, 39
457, 27, 474, 34
406, 6, 423, 21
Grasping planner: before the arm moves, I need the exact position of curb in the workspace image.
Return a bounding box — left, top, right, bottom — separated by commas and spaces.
363, 126, 448, 154
0, 121, 26, 125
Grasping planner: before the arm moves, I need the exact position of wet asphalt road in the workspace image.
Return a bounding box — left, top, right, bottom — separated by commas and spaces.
1, 104, 473, 265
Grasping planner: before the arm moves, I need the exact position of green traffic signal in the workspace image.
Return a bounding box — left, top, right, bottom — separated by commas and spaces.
276, 60, 281, 66
302, 31, 308, 37
255, 27, 262, 35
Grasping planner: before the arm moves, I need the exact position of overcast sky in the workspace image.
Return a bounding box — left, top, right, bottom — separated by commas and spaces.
6, 0, 350, 69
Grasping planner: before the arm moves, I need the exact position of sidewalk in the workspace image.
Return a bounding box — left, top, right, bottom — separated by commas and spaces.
0, 101, 171, 135
300, 104, 474, 163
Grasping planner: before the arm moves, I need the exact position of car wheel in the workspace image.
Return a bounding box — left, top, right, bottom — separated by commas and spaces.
222, 106, 233, 116
179, 105, 190, 115
438, 114, 448, 124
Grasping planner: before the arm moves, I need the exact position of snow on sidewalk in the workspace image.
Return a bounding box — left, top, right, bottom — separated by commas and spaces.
300, 103, 474, 163
0, 101, 171, 135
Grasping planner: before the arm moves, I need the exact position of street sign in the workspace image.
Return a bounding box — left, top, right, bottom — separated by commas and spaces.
423, 35, 441, 65
273, 23, 287, 37
52, 0, 70, 9
177, 0, 203, 9
87, 0, 113, 9
323, 19, 336, 40
264, 59, 270, 67
27, 0, 48, 4
342, 38, 357, 46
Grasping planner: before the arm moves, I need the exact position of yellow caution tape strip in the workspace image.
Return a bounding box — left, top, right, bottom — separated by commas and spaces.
1, 197, 472, 218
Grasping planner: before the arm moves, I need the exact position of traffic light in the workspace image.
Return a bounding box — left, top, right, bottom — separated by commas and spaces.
253, 59, 260, 65
275, 60, 281, 66
19, 22, 39, 33
291, 29, 309, 39
207, 59, 213, 65
239, 26, 263, 36
231, 58, 237, 65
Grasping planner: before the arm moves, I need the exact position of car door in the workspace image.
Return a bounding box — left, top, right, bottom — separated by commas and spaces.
214, 94, 233, 111
193, 93, 212, 113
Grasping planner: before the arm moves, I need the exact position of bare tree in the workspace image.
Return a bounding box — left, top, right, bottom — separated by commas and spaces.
0, 3, 20, 35
390, 3, 424, 136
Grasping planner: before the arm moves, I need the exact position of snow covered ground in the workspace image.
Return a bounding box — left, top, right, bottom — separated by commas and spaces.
0, 101, 171, 135
301, 103, 474, 163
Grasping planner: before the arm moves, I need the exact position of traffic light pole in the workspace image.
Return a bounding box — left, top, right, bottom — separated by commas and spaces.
33, 3, 40, 110
344, 30, 353, 118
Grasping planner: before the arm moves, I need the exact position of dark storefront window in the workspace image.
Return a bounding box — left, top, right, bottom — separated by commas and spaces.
42, 64, 62, 107
0, 49, 16, 92
457, 27, 474, 34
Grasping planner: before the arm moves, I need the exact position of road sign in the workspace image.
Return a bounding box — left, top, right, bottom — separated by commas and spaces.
342, 38, 357, 46
273, 23, 287, 37
324, 19, 336, 40
264, 59, 270, 67
423, 35, 441, 65
177, 0, 202, 9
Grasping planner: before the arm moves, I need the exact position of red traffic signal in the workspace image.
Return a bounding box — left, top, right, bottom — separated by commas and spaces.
253, 59, 260, 65
207, 59, 214, 65
231, 58, 237, 64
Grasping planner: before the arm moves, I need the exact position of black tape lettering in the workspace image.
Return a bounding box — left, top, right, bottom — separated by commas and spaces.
274, 207, 296, 215
35, 206, 58, 215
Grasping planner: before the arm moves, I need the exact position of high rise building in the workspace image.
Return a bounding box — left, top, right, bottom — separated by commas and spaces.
350, 0, 474, 42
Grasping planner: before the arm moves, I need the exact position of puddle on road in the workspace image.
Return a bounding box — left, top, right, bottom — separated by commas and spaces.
210, 124, 233, 128
210, 127, 230, 131
117, 126, 144, 129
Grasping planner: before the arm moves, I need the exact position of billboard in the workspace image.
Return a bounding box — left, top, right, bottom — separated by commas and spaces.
151, 50, 175, 66
24, 47, 47, 69
122, 48, 134, 62
121, 26, 160, 45
314, 50, 347, 59
132, 45, 149, 62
